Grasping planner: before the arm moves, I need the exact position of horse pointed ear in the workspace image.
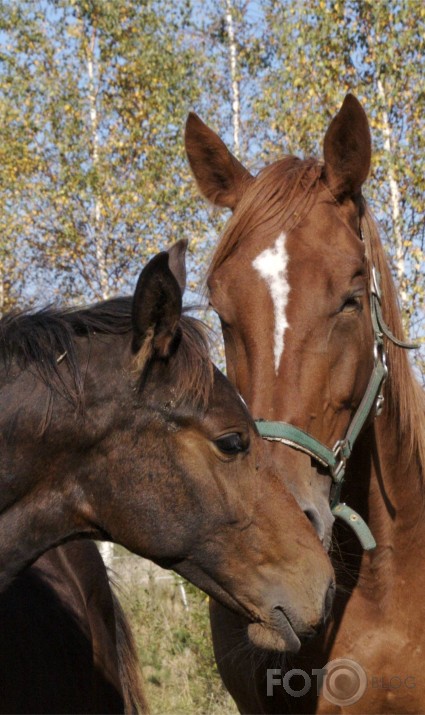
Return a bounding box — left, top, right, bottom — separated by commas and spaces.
185, 112, 253, 210
323, 94, 371, 199
132, 252, 182, 359
167, 239, 187, 294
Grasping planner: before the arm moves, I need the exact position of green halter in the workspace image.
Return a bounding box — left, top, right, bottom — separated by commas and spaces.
255, 267, 418, 551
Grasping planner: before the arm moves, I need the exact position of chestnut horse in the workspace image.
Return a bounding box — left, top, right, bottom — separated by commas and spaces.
186, 96, 425, 713
0, 242, 334, 711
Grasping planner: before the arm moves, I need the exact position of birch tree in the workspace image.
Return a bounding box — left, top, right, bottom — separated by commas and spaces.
224, 0, 241, 156
0, 0, 201, 304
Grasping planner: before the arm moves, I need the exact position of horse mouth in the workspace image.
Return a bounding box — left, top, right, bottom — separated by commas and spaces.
171, 559, 306, 653
170, 558, 261, 623
247, 609, 302, 653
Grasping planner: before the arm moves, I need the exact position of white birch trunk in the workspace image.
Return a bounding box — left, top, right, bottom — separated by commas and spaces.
87, 29, 109, 300
224, 0, 240, 156
377, 78, 406, 303
99, 542, 115, 568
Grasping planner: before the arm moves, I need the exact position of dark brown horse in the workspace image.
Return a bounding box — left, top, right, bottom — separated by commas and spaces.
0, 242, 334, 710
186, 96, 425, 713
0, 541, 146, 714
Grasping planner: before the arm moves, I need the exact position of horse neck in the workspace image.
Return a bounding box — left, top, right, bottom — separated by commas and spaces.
0, 375, 101, 590
0, 485, 90, 591
350, 402, 425, 579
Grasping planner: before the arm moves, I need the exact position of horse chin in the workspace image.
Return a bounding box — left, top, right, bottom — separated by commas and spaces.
247, 621, 301, 653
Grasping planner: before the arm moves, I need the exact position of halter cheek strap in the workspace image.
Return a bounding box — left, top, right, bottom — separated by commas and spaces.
255, 267, 418, 552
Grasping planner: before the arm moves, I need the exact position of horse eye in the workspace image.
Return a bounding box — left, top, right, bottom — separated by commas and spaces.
215, 433, 248, 455
341, 296, 362, 313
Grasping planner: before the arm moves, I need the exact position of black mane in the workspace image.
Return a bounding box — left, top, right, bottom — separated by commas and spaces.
0, 296, 213, 412
0, 297, 134, 404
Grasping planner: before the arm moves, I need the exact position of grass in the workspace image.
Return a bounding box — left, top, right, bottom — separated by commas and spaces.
115, 553, 238, 715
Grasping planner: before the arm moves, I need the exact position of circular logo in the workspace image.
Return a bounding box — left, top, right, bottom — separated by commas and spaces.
322, 658, 367, 706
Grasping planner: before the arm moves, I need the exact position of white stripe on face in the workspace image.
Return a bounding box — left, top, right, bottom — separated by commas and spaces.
252, 232, 290, 374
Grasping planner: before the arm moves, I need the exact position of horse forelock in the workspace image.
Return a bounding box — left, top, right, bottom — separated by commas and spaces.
207, 156, 323, 281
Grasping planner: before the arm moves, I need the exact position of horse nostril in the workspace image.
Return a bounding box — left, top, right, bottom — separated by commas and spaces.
304, 507, 325, 543
324, 580, 336, 619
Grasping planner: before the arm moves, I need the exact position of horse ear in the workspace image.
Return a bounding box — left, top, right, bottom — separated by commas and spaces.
323, 94, 371, 199
132, 252, 182, 358
167, 239, 187, 294
185, 112, 253, 210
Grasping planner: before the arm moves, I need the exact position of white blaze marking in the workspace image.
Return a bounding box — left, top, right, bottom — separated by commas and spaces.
252, 232, 290, 374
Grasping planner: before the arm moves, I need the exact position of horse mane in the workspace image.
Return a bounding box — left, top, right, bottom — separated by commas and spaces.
0, 296, 213, 414
207, 154, 425, 478
0, 297, 133, 407
362, 208, 425, 479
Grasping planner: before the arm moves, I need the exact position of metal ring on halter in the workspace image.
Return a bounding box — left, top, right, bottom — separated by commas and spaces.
330, 440, 347, 483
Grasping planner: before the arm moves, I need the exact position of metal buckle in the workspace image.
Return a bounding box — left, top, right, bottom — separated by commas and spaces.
376, 355, 388, 416
371, 267, 382, 300
373, 341, 388, 374
375, 393, 385, 416
373, 344, 388, 416
330, 439, 347, 483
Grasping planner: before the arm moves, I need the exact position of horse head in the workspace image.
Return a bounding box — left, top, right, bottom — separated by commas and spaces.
0, 241, 334, 651
186, 95, 377, 550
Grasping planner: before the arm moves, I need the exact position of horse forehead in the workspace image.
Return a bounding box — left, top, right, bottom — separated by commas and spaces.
208, 194, 363, 305
252, 232, 290, 374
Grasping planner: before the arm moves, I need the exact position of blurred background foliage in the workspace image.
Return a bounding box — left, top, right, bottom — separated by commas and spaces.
118, 563, 238, 714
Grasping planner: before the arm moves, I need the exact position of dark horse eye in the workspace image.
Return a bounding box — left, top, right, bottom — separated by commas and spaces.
215, 433, 247, 456
341, 295, 362, 313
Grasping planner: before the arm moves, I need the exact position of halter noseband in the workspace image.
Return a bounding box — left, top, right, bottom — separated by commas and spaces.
255, 262, 418, 551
